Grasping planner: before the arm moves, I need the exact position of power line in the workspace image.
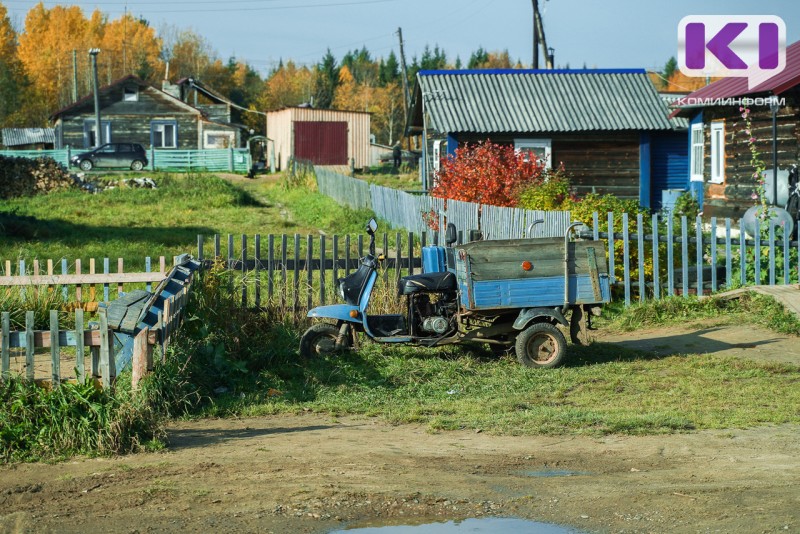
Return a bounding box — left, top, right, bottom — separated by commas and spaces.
5, 0, 399, 13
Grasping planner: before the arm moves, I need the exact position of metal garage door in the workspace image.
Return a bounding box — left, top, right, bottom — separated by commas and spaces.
293, 121, 348, 165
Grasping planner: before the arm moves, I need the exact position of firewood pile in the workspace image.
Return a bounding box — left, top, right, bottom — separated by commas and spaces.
0, 155, 76, 199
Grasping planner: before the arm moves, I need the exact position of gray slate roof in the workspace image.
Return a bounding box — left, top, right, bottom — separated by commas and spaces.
2, 128, 55, 147
409, 69, 676, 134
658, 93, 690, 131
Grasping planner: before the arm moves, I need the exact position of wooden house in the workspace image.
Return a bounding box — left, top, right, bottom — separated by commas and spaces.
266, 107, 371, 171
50, 75, 240, 150
671, 40, 800, 219
407, 69, 687, 209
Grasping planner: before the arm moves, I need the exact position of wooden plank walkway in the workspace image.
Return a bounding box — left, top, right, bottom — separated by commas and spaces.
714, 285, 800, 318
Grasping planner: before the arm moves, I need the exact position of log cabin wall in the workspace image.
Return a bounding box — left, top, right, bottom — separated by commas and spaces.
57, 85, 201, 150
701, 90, 800, 219
452, 132, 641, 200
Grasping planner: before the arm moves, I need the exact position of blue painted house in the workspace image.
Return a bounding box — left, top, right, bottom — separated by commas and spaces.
407, 69, 687, 210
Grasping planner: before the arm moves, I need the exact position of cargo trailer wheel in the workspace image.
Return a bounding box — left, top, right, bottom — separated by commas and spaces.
515, 323, 567, 368
299, 323, 350, 359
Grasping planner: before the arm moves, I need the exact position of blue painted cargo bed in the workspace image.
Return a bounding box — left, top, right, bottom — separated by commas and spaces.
453, 238, 610, 311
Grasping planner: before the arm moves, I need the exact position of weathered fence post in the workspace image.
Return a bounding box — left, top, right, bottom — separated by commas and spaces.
50, 310, 60, 386
131, 328, 153, 390
1, 312, 9, 380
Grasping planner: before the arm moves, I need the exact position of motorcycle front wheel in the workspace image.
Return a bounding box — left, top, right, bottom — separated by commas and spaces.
299, 323, 351, 359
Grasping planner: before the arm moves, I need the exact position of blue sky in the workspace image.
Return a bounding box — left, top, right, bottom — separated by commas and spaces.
4, 0, 799, 75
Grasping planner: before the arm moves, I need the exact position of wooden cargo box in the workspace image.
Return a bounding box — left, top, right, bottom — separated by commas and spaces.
453, 238, 610, 311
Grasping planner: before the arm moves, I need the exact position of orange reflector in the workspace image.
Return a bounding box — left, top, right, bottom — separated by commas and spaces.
349, 310, 359, 318
521, 261, 533, 271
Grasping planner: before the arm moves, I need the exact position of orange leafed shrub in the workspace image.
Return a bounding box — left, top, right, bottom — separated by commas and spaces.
430, 140, 548, 207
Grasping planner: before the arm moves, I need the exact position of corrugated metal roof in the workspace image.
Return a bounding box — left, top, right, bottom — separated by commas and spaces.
672, 40, 800, 115
1, 128, 55, 147
49, 74, 200, 120
658, 93, 690, 130
409, 69, 675, 134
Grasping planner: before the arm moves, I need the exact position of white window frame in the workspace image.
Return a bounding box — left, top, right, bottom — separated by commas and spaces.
709, 121, 725, 184
151, 120, 177, 149
204, 130, 234, 149
83, 119, 111, 148
514, 138, 552, 169
123, 86, 139, 102
690, 122, 704, 182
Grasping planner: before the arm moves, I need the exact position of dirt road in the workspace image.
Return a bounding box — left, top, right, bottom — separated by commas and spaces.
1, 324, 799, 534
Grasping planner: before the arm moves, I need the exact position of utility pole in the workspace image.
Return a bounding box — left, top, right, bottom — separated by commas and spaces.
89, 48, 103, 147
532, 0, 539, 68
72, 50, 78, 103
123, 5, 127, 75
532, 0, 552, 69
396, 27, 411, 120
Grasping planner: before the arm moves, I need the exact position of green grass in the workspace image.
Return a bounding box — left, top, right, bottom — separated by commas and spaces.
0, 173, 377, 270
166, 273, 800, 436
603, 293, 800, 336
198, 338, 800, 436
0, 374, 163, 462
356, 166, 421, 191
4, 176, 800, 464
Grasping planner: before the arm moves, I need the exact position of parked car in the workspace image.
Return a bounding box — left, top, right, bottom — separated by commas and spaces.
70, 143, 148, 171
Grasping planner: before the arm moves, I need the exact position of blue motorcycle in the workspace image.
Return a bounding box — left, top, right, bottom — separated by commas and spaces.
300, 218, 611, 368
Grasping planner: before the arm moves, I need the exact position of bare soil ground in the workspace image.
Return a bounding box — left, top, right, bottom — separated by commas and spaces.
2, 325, 799, 534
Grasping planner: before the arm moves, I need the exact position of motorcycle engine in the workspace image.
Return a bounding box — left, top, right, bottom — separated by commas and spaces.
415, 293, 456, 335
421, 316, 450, 334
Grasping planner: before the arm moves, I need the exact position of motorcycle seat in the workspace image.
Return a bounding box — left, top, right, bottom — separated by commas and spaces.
397, 271, 457, 295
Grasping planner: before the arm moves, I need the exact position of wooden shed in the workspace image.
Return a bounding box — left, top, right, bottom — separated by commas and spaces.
266, 107, 370, 170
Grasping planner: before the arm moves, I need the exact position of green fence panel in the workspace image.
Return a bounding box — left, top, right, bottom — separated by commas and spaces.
0, 149, 70, 167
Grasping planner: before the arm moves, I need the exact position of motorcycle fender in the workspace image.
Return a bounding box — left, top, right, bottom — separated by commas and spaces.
307, 304, 362, 324
513, 307, 568, 330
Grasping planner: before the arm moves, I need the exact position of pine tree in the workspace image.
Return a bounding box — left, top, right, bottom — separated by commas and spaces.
313, 49, 339, 108
379, 51, 400, 85
468, 47, 489, 69
661, 57, 678, 88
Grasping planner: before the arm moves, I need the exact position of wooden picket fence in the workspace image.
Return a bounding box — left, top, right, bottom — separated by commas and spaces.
0, 255, 193, 388
315, 167, 571, 239
591, 212, 799, 306
199, 211, 799, 312
2, 256, 168, 303
197, 232, 426, 312
1, 308, 115, 387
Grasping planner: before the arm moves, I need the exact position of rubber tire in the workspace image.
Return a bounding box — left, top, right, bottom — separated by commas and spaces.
299, 323, 349, 359
79, 159, 93, 171
515, 322, 567, 368
131, 160, 144, 171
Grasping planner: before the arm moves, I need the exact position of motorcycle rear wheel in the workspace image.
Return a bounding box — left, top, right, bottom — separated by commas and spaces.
299, 323, 351, 359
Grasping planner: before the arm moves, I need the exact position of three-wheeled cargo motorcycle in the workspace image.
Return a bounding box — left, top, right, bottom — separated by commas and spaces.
300, 219, 610, 368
